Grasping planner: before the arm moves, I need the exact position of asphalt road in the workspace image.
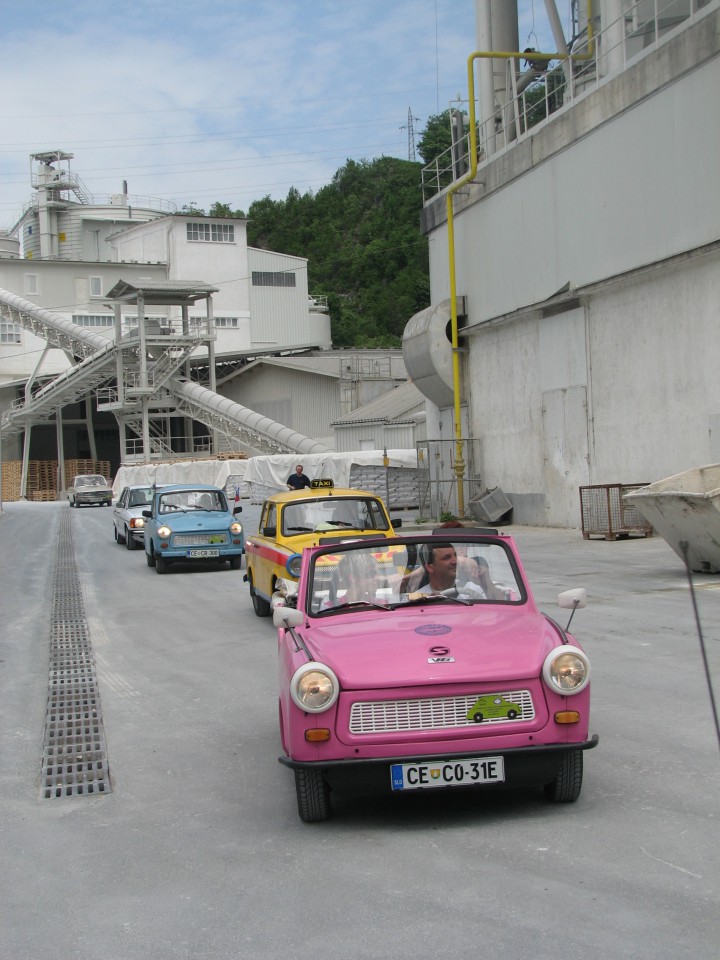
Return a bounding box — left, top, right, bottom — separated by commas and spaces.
1, 499, 719, 960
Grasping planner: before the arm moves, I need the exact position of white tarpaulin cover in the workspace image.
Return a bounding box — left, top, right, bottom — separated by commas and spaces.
112, 450, 419, 507
242, 450, 417, 491
112, 459, 248, 497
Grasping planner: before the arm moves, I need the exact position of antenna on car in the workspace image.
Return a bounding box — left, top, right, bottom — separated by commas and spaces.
680, 540, 720, 752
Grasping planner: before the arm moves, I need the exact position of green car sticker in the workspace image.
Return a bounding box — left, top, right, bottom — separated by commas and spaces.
467, 695, 520, 723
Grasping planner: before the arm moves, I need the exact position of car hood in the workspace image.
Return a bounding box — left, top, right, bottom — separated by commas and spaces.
164, 513, 236, 528
301, 607, 568, 688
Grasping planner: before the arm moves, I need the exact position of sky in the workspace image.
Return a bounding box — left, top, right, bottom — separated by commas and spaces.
0, 1, 573, 229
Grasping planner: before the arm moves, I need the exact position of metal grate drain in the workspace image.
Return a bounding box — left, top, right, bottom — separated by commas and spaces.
41, 512, 112, 799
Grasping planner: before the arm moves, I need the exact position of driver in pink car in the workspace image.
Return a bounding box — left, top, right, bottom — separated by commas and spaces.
414, 542, 487, 598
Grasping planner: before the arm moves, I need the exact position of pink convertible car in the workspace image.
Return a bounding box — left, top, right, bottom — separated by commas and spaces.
273, 530, 597, 822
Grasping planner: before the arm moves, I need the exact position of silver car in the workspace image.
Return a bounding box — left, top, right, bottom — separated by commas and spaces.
68, 474, 113, 507
113, 484, 160, 550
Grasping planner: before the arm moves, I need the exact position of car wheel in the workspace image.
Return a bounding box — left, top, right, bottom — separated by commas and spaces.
229, 555, 242, 570
113, 526, 119, 542
116, 525, 126, 545
507, 709, 518, 719
294, 768, 331, 823
155, 555, 168, 575
125, 528, 137, 550
248, 572, 271, 617
146, 549, 156, 568
471, 712, 483, 723
544, 750, 583, 802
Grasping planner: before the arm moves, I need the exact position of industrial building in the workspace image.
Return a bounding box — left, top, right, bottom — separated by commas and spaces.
404, 0, 720, 526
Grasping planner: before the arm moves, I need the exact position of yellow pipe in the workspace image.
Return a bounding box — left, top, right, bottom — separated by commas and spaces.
445, 2, 595, 516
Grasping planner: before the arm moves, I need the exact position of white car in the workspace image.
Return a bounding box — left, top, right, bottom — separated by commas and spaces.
68, 474, 113, 507
113, 484, 160, 550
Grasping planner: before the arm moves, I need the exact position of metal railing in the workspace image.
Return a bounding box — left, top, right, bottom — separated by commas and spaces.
422, 0, 717, 202
123, 433, 213, 459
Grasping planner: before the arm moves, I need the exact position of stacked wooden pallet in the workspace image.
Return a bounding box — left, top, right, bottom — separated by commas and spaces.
1, 460, 23, 502
65, 459, 111, 480
1, 459, 111, 502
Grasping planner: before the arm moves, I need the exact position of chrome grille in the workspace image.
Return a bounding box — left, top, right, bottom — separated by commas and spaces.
349, 690, 534, 734
173, 532, 228, 546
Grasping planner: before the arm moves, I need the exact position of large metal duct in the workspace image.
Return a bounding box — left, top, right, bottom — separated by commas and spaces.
401, 297, 465, 410
0, 288, 110, 356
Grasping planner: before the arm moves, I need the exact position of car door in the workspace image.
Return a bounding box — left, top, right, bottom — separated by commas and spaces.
113, 488, 129, 534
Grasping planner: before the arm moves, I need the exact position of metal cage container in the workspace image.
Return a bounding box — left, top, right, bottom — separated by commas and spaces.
579, 484, 653, 540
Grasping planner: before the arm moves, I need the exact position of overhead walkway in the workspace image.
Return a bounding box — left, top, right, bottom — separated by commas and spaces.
0, 288, 330, 458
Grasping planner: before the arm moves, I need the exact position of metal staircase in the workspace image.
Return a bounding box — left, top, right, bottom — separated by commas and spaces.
0, 287, 330, 462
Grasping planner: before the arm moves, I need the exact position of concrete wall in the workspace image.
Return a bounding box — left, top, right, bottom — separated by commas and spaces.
222, 364, 339, 449
421, 8, 720, 527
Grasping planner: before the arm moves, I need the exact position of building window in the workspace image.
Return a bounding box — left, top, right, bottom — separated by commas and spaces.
186, 223, 235, 243
251, 271, 296, 287
90, 276, 103, 297
24, 274, 39, 295
72, 315, 114, 327
212, 317, 239, 328
1, 320, 22, 344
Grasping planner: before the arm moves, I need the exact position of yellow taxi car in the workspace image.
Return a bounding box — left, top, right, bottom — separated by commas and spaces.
244, 481, 402, 616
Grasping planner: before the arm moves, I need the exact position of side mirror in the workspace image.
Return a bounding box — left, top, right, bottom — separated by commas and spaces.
142, 509, 152, 519
392, 518, 402, 528
273, 606, 303, 629
233, 505, 242, 515
264, 526, 277, 538
557, 588, 587, 610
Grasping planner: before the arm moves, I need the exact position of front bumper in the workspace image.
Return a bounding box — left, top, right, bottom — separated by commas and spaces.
280, 735, 599, 792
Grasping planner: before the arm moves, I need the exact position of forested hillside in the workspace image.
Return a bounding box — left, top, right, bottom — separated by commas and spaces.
200, 156, 431, 348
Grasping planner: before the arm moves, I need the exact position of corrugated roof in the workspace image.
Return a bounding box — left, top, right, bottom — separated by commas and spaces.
236, 351, 408, 381
106, 279, 219, 305
331, 380, 425, 425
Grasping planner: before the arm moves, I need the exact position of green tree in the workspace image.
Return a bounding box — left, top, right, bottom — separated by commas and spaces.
245, 156, 429, 348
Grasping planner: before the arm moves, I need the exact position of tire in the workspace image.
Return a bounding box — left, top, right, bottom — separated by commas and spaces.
229, 555, 242, 570
146, 549, 156, 568
248, 572, 271, 617
507, 709, 518, 719
544, 750, 583, 803
295, 768, 331, 823
155, 555, 168, 575
471, 712, 483, 723
125, 528, 137, 550
117, 525, 126, 545
113, 526, 119, 542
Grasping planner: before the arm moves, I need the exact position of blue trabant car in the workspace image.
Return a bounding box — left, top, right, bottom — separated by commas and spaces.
142, 484, 244, 574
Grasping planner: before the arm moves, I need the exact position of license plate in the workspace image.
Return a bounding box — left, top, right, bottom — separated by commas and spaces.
186, 548, 220, 558
390, 756, 505, 791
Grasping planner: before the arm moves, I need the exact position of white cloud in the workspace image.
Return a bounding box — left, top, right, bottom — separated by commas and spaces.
0, 1, 570, 225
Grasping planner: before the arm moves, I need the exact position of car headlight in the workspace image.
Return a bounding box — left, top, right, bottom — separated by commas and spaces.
286, 553, 302, 578
130, 517, 144, 529
290, 662, 340, 713
157, 525, 172, 538
542, 644, 590, 695
230, 521, 243, 535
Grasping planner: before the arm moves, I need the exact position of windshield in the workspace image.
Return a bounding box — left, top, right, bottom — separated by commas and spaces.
282, 497, 389, 536
307, 538, 524, 615
158, 489, 227, 514
76, 475, 108, 487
